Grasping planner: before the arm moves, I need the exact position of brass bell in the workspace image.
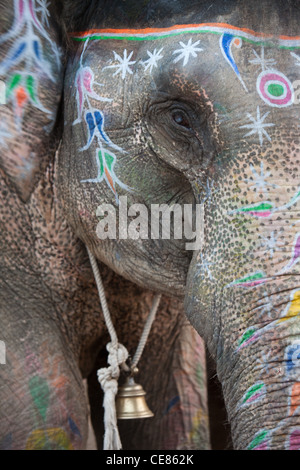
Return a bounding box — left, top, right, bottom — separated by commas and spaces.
116, 376, 154, 419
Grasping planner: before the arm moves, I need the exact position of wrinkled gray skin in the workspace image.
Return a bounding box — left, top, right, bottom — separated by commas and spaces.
0, 0, 211, 451
1, 0, 300, 451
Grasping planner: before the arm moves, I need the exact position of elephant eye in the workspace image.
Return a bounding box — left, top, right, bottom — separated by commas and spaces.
171, 110, 191, 130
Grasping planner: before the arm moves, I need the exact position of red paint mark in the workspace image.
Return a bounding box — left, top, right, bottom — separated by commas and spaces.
290, 430, 300, 450
16, 86, 27, 108
249, 211, 273, 218
238, 279, 267, 288
247, 392, 263, 403
83, 70, 92, 93
254, 441, 268, 450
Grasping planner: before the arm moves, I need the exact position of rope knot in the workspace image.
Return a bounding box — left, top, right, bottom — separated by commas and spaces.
106, 342, 129, 377
96, 342, 129, 450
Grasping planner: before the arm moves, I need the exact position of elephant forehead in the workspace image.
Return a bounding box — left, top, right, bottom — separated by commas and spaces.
70, 25, 300, 106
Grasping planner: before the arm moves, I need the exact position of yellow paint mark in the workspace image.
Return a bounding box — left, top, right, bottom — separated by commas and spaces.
26, 428, 74, 450
277, 290, 300, 324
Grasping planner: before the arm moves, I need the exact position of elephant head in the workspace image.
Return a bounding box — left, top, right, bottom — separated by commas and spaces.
57, 0, 300, 450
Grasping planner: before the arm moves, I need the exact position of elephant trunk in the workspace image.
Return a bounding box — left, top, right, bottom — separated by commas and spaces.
185, 255, 300, 450
218, 310, 300, 450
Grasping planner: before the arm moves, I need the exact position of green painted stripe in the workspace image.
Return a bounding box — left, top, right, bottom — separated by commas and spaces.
243, 383, 265, 403
248, 430, 269, 450
239, 202, 273, 213
238, 328, 257, 346
6, 73, 22, 98
26, 75, 36, 103
233, 272, 265, 284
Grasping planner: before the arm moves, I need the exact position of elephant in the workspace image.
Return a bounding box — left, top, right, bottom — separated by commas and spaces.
0, 0, 213, 451
1, 0, 300, 451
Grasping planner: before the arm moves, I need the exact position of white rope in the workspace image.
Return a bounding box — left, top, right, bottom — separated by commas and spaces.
131, 293, 161, 369
86, 246, 161, 450
87, 246, 118, 347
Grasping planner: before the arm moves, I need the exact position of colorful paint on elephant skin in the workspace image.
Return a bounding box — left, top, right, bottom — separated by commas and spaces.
278, 233, 300, 275
240, 110, 275, 148
29, 375, 50, 422
229, 188, 300, 218
27, 373, 82, 449
276, 289, 300, 325
239, 382, 266, 408
285, 341, 300, 374
289, 382, 300, 417
249, 426, 300, 450
226, 271, 270, 288
235, 289, 300, 352
236, 326, 260, 351
288, 429, 300, 450
73, 40, 112, 126
247, 429, 271, 450
0, 0, 61, 131
257, 70, 294, 107
73, 42, 130, 202
226, 235, 300, 292
70, 23, 300, 50
72, 24, 299, 113
26, 428, 74, 450
220, 33, 248, 92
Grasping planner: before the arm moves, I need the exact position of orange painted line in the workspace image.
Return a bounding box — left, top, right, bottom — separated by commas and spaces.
104, 167, 116, 193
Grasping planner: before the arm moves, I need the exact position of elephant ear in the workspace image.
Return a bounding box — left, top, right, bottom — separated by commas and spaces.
0, 0, 65, 202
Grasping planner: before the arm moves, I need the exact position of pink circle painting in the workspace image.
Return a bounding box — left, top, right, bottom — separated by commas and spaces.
257, 70, 294, 107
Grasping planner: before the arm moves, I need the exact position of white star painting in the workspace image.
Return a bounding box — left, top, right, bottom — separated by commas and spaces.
239, 106, 275, 146
172, 38, 203, 66
103, 50, 136, 80
141, 48, 164, 73
244, 161, 278, 194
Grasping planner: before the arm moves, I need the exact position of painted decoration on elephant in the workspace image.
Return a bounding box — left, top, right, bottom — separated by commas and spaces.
240, 108, 275, 147
0, 0, 62, 132
172, 38, 203, 66
26, 428, 74, 450
289, 382, 300, 416
256, 70, 294, 107
285, 341, 300, 374
278, 233, 300, 274
247, 429, 271, 450
236, 289, 300, 354
72, 41, 131, 202
141, 48, 164, 73
71, 23, 299, 124
259, 231, 284, 259
70, 23, 300, 50
239, 382, 266, 407
103, 49, 136, 79
226, 271, 269, 289
22, 344, 83, 450
220, 33, 248, 91
229, 187, 300, 218
276, 289, 300, 325
288, 429, 300, 450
